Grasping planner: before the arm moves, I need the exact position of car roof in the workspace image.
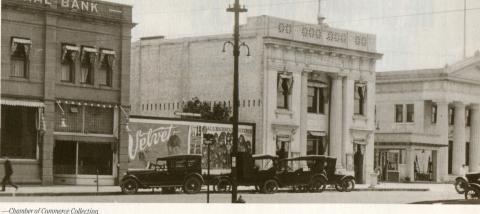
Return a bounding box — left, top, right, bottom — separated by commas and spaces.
156, 154, 202, 161
281, 155, 336, 161
252, 154, 278, 159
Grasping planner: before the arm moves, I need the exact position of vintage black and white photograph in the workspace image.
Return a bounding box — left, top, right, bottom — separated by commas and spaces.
0, 0, 480, 212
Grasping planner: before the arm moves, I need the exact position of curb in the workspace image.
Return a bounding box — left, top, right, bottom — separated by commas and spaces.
0, 188, 429, 197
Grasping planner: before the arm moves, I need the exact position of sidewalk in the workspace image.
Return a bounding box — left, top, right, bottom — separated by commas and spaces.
0, 183, 444, 197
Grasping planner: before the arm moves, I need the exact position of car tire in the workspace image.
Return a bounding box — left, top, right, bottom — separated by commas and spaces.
261, 179, 279, 194
183, 177, 202, 194
343, 179, 355, 192
309, 176, 327, 193
454, 179, 468, 194
215, 178, 231, 193
465, 187, 480, 200
121, 179, 139, 195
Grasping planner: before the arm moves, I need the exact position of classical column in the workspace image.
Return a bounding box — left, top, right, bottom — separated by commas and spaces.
436, 101, 449, 181
299, 70, 310, 156
342, 77, 354, 169
469, 104, 480, 172
452, 102, 466, 175
330, 75, 343, 168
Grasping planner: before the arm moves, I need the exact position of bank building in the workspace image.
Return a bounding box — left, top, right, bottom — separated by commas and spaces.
131, 15, 382, 183
375, 52, 480, 182
1, 0, 133, 185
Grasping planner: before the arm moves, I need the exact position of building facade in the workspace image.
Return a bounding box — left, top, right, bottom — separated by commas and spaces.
1, 0, 133, 185
131, 16, 381, 184
375, 52, 480, 182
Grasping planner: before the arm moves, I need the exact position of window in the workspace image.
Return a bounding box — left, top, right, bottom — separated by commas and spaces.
1, 106, 38, 159
431, 104, 437, 124
10, 37, 31, 78
307, 134, 325, 155
78, 142, 113, 175
55, 103, 114, 135
99, 49, 115, 86
466, 109, 471, 127
406, 104, 414, 122
80, 46, 97, 85
307, 86, 326, 114
395, 104, 403, 123
61, 44, 79, 83
277, 72, 293, 109
354, 83, 367, 115
449, 107, 455, 125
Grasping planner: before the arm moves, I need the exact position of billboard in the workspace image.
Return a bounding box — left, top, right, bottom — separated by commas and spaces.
127, 117, 255, 170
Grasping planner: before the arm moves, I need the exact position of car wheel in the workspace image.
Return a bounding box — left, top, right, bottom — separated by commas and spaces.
465, 187, 480, 200
454, 179, 468, 194
184, 177, 202, 194
309, 177, 327, 193
121, 179, 139, 195
343, 179, 355, 192
262, 179, 279, 194
334, 183, 344, 192
215, 178, 231, 193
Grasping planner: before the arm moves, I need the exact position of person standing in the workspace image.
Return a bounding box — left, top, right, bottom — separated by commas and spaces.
2, 157, 18, 191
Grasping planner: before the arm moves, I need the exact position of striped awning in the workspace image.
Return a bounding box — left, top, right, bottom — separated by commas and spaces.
1, 99, 44, 107
57, 100, 118, 108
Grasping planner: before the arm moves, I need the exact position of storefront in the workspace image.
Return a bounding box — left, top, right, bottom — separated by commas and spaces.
52, 101, 118, 185
1, 0, 132, 185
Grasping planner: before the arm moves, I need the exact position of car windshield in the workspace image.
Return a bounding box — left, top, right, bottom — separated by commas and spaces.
254, 159, 275, 171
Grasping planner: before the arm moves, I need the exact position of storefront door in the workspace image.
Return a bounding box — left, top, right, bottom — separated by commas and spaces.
354, 144, 364, 184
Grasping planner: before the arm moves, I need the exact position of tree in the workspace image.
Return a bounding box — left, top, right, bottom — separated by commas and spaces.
182, 97, 231, 121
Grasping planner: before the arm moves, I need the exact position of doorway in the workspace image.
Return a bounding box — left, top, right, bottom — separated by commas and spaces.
354, 144, 364, 184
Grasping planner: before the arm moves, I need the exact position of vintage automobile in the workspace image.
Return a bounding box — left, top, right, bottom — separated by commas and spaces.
321, 156, 356, 192
276, 155, 329, 193
463, 172, 480, 200
215, 153, 279, 193
120, 155, 204, 194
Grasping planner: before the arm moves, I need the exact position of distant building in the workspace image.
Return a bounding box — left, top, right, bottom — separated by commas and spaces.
131, 16, 381, 183
1, 0, 133, 185
375, 52, 480, 182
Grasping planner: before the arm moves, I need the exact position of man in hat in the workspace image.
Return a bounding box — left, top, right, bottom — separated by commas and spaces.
2, 157, 18, 191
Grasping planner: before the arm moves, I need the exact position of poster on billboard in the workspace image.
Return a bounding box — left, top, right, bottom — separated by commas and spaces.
127, 117, 255, 171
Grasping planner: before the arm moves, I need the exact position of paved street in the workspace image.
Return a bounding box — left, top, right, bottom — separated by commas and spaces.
0, 185, 464, 204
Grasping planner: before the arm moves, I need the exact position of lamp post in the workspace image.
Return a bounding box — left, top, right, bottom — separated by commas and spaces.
226, 0, 248, 203
203, 133, 215, 203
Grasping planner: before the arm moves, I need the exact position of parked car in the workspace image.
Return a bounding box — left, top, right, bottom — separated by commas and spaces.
276, 155, 328, 193
321, 156, 356, 192
215, 153, 279, 193
464, 172, 480, 200
120, 155, 204, 194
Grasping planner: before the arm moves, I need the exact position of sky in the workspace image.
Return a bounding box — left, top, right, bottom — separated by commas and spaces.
105, 0, 480, 71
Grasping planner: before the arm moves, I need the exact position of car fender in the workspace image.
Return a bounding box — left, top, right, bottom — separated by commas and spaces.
455, 176, 468, 183
184, 173, 205, 184
120, 175, 147, 188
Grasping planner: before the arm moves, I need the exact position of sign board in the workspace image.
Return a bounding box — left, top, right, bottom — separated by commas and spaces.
258, 16, 376, 52
127, 117, 255, 170
9, 0, 124, 19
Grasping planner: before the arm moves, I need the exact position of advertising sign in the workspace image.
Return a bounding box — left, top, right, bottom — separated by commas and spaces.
127, 117, 255, 170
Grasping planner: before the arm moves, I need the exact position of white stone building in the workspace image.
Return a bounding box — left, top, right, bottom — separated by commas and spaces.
131, 16, 381, 183
375, 52, 480, 182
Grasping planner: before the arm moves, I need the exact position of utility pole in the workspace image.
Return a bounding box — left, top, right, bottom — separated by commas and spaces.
463, 0, 467, 59
227, 0, 247, 203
